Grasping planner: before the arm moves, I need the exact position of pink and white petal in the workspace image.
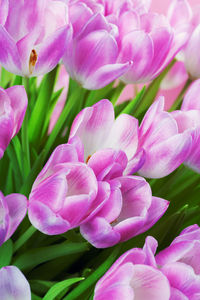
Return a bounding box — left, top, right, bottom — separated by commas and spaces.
123, 149, 146, 175
28, 200, 70, 235
0, 114, 14, 153
0, 266, 31, 300
4, 193, 27, 241
184, 128, 200, 173
66, 163, 98, 199
114, 216, 146, 242
182, 79, 200, 111
0, 25, 21, 75
69, 2, 93, 37
118, 176, 152, 218
131, 264, 171, 300
94, 263, 134, 300
161, 262, 200, 296
167, 0, 192, 28
139, 132, 192, 178
30, 173, 67, 212
83, 181, 111, 223
33, 25, 70, 76
97, 180, 122, 223
80, 217, 121, 248
0, 0, 8, 25
84, 61, 132, 90
6, 86, 28, 136
74, 30, 119, 82
69, 99, 115, 160
118, 10, 140, 38
0, 192, 9, 246
156, 241, 194, 265
170, 287, 189, 300
77, 13, 110, 40
104, 114, 139, 159
87, 149, 127, 180
139, 97, 165, 138
171, 110, 200, 133
68, 136, 84, 162
34, 143, 79, 186
119, 30, 154, 83
139, 197, 169, 234
143, 236, 158, 267
185, 25, 200, 79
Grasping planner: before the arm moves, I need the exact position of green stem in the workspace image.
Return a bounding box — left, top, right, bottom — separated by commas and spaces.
169, 78, 193, 111
14, 226, 36, 253
22, 77, 31, 177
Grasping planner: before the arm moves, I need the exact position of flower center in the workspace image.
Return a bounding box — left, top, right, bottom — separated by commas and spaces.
29, 49, 38, 75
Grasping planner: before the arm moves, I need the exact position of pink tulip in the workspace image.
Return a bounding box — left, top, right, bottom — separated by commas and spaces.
63, 1, 132, 89
94, 224, 200, 299
168, 0, 200, 79
172, 79, 200, 172
0, 191, 27, 246
28, 143, 110, 235
146, 225, 200, 299
0, 0, 71, 76
80, 176, 168, 248
116, 3, 187, 83
0, 266, 31, 300
0, 85, 28, 159
138, 97, 192, 178
94, 240, 171, 300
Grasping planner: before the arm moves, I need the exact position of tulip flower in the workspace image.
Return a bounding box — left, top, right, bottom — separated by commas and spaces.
28, 143, 110, 235
168, 0, 200, 79
63, 2, 132, 90
0, 191, 27, 246
138, 96, 192, 178
116, 3, 187, 84
93, 240, 171, 300
145, 225, 200, 299
172, 79, 200, 172
0, 85, 28, 159
0, 0, 70, 76
0, 266, 31, 300
80, 176, 169, 248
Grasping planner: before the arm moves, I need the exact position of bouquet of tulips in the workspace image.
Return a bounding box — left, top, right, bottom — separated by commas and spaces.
1, 0, 200, 299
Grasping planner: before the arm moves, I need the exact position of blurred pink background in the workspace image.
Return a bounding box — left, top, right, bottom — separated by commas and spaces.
120, 0, 199, 109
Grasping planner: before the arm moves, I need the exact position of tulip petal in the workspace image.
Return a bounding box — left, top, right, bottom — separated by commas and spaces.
139, 132, 192, 178
28, 200, 70, 235
131, 264, 171, 300
84, 61, 132, 90
182, 79, 200, 111
6, 86, 28, 136
0, 25, 21, 75
104, 114, 139, 160
80, 217, 121, 248
185, 25, 200, 79
70, 99, 115, 160
0, 266, 31, 300
4, 193, 27, 241
33, 25, 70, 76
119, 30, 154, 83
167, 0, 192, 28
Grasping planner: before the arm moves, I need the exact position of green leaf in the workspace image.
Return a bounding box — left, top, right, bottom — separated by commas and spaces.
43, 277, 84, 300
0, 239, 13, 268
14, 241, 89, 272
85, 82, 114, 107
32, 293, 42, 300
28, 67, 58, 144
121, 86, 146, 115
30, 280, 54, 295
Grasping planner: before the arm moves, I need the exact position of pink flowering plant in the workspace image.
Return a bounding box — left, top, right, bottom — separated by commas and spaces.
0, 0, 200, 299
